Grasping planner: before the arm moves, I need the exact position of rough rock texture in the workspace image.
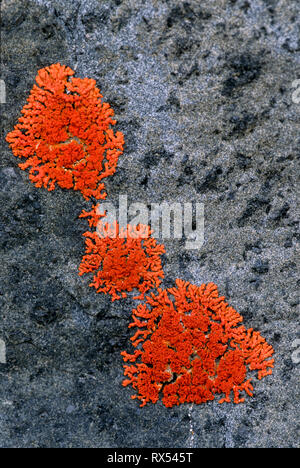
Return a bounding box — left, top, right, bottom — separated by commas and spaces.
0, 0, 299, 448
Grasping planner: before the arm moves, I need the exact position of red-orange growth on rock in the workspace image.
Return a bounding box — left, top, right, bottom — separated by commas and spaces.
79, 207, 166, 301
121, 279, 274, 407
6, 63, 124, 200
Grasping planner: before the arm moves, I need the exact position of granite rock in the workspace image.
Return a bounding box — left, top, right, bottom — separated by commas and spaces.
0, 0, 299, 448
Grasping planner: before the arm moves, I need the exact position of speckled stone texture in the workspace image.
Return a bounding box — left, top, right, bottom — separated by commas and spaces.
0, 0, 299, 448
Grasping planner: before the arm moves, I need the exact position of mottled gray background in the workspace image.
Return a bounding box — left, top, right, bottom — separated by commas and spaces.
0, 0, 299, 448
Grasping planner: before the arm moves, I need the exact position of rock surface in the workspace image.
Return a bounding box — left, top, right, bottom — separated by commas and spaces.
0, 0, 299, 448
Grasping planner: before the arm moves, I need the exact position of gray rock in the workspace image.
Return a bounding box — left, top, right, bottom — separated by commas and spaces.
0, 0, 299, 448
0, 339, 6, 364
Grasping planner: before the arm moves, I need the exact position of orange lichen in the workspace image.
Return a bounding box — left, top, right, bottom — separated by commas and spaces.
79, 210, 166, 301
6, 63, 124, 200
121, 279, 274, 407
79, 204, 106, 228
